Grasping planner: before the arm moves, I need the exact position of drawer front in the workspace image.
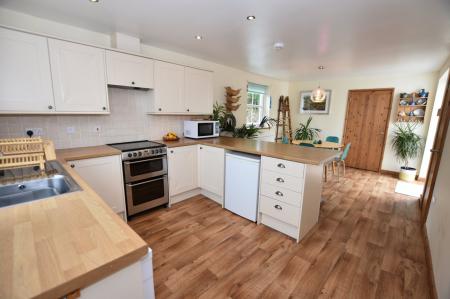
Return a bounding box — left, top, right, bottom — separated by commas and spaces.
260, 183, 302, 207
261, 156, 304, 178
261, 170, 304, 193
260, 195, 300, 226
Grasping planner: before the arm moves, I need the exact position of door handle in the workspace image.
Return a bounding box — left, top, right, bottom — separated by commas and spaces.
277, 163, 286, 168
430, 148, 440, 153
275, 191, 283, 197
276, 177, 285, 183
274, 204, 282, 210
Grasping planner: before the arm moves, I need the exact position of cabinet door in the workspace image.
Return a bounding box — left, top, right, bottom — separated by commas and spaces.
106, 50, 154, 89
153, 61, 185, 113
0, 28, 54, 113
167, 145, 198, 196
49, 39, 109, 113
69, 155, 126, 214
198, 145, 224, 197
185, 68, 213, 114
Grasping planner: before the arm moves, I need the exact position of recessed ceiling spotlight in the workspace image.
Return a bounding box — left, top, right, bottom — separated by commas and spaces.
195, 35, 203, 40
89, 0, 99, 2
273, 42, 284, 50
246, 16, 256, 20
318, 65, 325, 70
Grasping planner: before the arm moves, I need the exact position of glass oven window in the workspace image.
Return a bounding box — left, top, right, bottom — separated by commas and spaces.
130, 178, 165, 205
198, 123, 214, 136
129, 158, 163, 176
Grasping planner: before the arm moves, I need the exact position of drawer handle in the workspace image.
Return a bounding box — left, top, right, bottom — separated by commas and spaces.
276, 177, 285, 183
277, 163, 286, 168
274, 204, 282, 210
275, 191, 283, 197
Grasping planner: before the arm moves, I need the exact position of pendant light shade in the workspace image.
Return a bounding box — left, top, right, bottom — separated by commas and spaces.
311, 86, 326, 103
311, 66, 326, 103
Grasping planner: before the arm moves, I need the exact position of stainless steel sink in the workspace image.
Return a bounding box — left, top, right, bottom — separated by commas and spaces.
0, 161, 81, 208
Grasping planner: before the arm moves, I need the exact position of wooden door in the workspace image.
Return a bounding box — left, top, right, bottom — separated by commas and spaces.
421, 75, 450, 224
343, 89, 393, 171
49, 39, 109, 113
185, 67, 213, 114
154, 61, 185, 113
0, 28, 54, 113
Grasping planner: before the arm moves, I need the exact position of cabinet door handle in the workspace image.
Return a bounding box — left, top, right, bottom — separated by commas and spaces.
70, 164, 75, 168
131, 81, 135, 85
102, 106, 106, 111
276, 177, 284, 183
158, 108, 162, 111
170, 150, 174, 153
200, 147, 203, 149
277, 163, 286, 168
187, 108, 190, 112
48, 105, 53, 110
274, 204, 282, 210
275, 191, 283, 197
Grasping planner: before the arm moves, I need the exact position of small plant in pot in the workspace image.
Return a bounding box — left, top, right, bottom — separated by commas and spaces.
391, 122, 423, 182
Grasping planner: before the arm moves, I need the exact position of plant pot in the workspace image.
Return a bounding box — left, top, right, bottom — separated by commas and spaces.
399, 166, 416, 182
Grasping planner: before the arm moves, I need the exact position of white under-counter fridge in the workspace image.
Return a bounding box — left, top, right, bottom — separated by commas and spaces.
224, 151, 260, 222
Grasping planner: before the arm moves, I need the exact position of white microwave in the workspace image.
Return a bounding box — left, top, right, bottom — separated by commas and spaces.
184, 120, 220, 139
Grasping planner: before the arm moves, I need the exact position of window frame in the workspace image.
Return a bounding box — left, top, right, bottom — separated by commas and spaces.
246, 84, 269, 126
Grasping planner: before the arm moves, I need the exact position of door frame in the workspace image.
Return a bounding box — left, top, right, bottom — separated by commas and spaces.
343, 88, 394, 172
421, 75, 450, 224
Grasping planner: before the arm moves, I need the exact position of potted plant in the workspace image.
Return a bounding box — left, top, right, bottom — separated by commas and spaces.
391, 122, 423, 182
294, 116, 321, 141
233, 124, 260, 139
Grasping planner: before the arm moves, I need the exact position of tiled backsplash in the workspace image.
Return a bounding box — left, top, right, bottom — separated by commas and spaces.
0, 88, 195, 149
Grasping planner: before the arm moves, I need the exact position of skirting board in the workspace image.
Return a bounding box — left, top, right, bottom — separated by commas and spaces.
422, 225, 438, 299
380, 169, 425, 181
169, 188, 223, 206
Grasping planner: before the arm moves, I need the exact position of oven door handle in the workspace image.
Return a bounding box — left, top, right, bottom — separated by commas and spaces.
124, 157, 164, 165
126, 177, 165, 187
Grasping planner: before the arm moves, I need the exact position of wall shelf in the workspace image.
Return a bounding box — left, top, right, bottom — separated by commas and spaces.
397, 92, 428, 122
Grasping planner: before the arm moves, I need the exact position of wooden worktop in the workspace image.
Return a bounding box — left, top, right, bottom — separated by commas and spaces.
160, 137, 339, 165
0, 146, 148, 299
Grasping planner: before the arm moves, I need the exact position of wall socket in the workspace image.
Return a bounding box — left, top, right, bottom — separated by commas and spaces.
25, 128, 43, 137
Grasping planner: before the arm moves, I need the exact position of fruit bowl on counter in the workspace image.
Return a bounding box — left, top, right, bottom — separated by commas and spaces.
163, 132, 180, 141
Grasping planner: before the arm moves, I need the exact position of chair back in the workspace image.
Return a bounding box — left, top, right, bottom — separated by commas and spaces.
299, 142, 315, 147
340, 143, 351, 160
325, 136, 339, 143
281, 136, 290, 144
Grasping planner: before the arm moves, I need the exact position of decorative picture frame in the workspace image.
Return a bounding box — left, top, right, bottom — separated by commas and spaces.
300, 90, 332, 114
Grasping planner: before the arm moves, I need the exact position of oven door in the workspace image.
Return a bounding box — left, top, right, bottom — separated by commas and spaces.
125, 175, 169, 216
123, 156, 167, 183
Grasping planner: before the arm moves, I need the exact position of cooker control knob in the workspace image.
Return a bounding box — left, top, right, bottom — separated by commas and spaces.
127, 153, 132, 158
138, 152, 142, 157
133, 152, 137, 157
151, 149, 155, 154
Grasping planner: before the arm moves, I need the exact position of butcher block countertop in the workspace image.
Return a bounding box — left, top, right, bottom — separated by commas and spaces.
0, 146, 148, 299
160, 137, 339, 165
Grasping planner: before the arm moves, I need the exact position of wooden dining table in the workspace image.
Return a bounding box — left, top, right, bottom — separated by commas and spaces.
291, 140, 343, 150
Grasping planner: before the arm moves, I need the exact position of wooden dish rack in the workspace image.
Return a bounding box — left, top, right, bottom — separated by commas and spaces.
0, 137, 55, 171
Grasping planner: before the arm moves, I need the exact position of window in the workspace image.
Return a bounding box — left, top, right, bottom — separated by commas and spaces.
246, 83, 269, 125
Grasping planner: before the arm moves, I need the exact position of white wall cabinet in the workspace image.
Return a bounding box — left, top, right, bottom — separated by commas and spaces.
149, 61, 213, 115
0, 28, 54, 113
167, 145, 198, 196
106, 51, 154, 89
49, 39, 109, 113
185, 68, 213, 114
152, 61, 185, 113
68, 155, 126, 218
198, 145, 224, 200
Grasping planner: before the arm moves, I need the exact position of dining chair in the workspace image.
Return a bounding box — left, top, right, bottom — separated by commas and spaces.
333, 142, 351, 177
325, 136, 339, 143
299, 142, 315, 147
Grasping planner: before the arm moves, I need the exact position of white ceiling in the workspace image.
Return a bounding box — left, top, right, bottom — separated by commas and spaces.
1, 0, 449, 80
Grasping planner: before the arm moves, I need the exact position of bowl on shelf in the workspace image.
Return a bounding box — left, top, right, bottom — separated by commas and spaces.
398, 110, 406, 117
400, 93, 409, 99
413, 109, 425, 117
416, 98, 427, 105
399, 100, 408, 106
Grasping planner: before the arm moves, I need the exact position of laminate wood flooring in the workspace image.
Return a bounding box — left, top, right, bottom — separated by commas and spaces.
129, 168, 431, 298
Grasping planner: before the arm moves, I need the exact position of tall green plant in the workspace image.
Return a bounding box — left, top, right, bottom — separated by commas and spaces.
294, 116, 321, 140
211, 102, 226, 122
391, 122, 423, 168
211, 102, 236, 132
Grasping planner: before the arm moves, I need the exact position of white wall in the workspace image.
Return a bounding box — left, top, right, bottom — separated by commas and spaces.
288, 72, 439, 172
426, 114, 450, 299
0, 8, 289, 147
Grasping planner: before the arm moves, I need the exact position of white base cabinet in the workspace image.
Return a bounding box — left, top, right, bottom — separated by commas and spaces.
80, 248, 154, 299
167, 145, 198, 197
68, 155, 126, 219
198, 145, 224, 203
